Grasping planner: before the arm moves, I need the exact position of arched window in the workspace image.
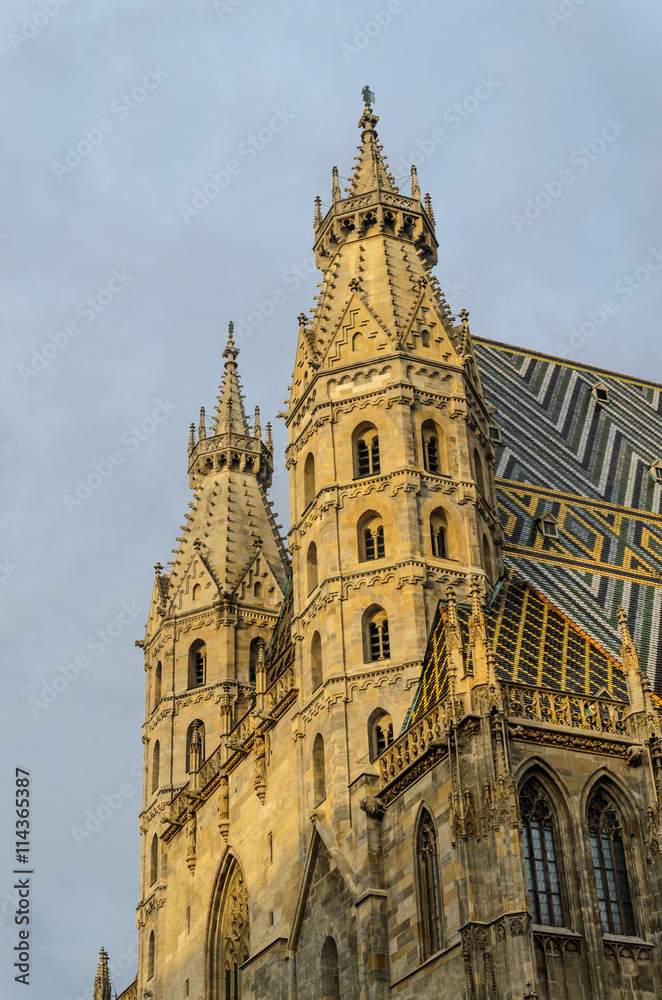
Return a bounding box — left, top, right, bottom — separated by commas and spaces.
188, 639, 206, 689
352, 331, 364, 351
417, 809, 442, 958
154, 662, 162, 709
320, 936, 340, 1000
422, 420, 443, 474
588, 789, 635, 936
147, 931, 155, 979
253, 581, 262, 599
313, 733, 326, 805
473, 447, 486, 498
368, 708, 394, 760
421, 329, 430, 348
185, 720, 205, 773
304, 452, 316, 510
249, 637, 263, 686
311, 631, 323, 691
306, 542, 318, 595
192, 583, 201, 601
353, 423, 381, 478
363, 606, 390, 663
519, 780, 564, 927
358, 510, 385, 561
150, 833, 159, 886
211, 859, 250, 1000
151, 740, 160, 794
482, 534, 494, 581
430, 508, 448, 559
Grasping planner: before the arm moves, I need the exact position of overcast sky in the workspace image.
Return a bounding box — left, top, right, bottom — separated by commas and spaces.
2, 1, 662, 997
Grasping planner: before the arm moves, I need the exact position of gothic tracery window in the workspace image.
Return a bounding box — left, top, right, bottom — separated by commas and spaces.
519, 780, 564, 927
588, 789, 635, 936
221, 864, 250, 1000
417, 809, 442, 958
358, 511, 385, 562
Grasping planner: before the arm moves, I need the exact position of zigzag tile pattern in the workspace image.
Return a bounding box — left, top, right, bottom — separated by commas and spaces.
474, 338, 662, 689
409, 571, 625, 725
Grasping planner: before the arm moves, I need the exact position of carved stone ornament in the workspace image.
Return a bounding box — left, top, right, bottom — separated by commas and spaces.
253, 734, 267, 804
626, 744, 644, 766
186, 810, 196, 874
359, 796, 385, 818
218, 775, 230, 842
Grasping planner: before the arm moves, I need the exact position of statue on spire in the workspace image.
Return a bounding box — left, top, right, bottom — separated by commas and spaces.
362, 85, 375, 107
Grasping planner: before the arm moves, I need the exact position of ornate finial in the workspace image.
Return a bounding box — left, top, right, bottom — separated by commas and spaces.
362, 84, 375, 106
314, 194, 322, 229
199, 406, 206, 440
193, 538, 202, 551
470, 575, 483, 619
266, 422, 273, 450
332, 166, 341, 202
459, 308, 470, 329
93, 948, 111, 1000
349, 277, 362, 292
410, 164, 420, 199
189, 422, 196, 451
254, 405, 261, 441
418, 276, 428, 290
297, 312, 308, 331
424, 192, 435, 224
154, 563, 162, 575
223, 321, 238, 361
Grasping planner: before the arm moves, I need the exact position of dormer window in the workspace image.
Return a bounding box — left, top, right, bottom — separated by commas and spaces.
489, 424, 502, 443
649, 460, 662, 485
537, 512, 559, 540
592, 381, 609, 404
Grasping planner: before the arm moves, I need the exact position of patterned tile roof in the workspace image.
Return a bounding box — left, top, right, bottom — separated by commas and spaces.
473, 338, 662, 690
409, 570, 626, 726
266, 575, 294, 682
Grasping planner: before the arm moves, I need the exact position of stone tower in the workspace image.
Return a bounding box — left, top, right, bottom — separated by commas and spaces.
135, 326, 288, 990
286, 99, 503, 727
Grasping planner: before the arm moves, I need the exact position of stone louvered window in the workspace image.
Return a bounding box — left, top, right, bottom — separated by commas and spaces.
364, 607, 390, 662
353, 423, 381, 478
188, 639, 206, 688
519, 780, 564, 927
588, 789, 635, 936
417, 809, 442, 957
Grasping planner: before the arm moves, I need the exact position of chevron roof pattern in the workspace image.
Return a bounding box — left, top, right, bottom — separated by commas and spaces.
474, 338, 662, 690
408, 570, 626, 725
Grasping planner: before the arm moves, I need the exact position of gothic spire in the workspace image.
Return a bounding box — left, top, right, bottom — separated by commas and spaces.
93, 948, 111, 1000
346, 103, 399, 197
212, 322, 250, 437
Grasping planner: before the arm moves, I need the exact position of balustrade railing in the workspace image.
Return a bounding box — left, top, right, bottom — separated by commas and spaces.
504, 683, 628, 736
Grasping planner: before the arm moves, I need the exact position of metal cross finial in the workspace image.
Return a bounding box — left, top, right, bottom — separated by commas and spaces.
362, 85, 375, 106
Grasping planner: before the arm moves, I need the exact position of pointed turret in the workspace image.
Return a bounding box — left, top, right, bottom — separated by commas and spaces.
346, 104, 399, 197
93, 947, 111, 1000
212, 323, 251, 438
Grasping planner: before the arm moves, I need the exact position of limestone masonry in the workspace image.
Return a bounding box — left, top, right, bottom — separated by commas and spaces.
93, 99, 662, 1000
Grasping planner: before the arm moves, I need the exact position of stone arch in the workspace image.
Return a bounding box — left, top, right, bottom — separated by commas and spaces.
147, 930, 155, 980
192, 583, 201, 600
352, 421, 381, 478
188, 638, 206, 689
421, 418, 445, 474
313, 733, 326, 805
311, 631, 323, 691
420, 497, 463, 562
303, 452, 316, 510
153, 661, 162, 709
429, 507, 449, 559
367, 707, 394, 760
320, 936, 340, 1000
580, 769, 645, 938
149, 832, 159, 886
357, 509, 385, 562
151, 740, 160, 794
306, 541, 318, 595
414, 804, 443, 959
362, 604, 391, 663
206, 853, 250, 1000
